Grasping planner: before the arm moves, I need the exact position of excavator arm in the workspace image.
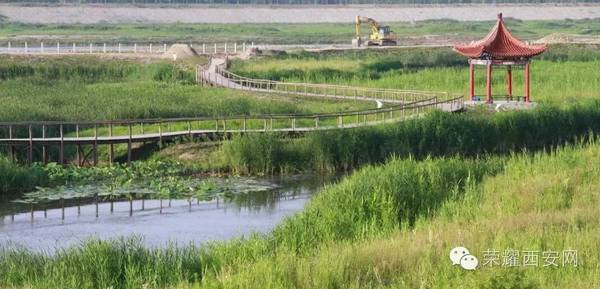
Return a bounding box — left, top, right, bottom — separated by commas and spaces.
355, 16, 380, 38
354, 15, 396, 46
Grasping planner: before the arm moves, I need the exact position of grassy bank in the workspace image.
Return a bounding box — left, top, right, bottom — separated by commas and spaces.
2, 138, 600, 288
0, 156, 48, 198
0, 154, 501, 289
0, 56, 371, 122
0, 18, 599, 45
217, 102, 600, 174
198, 139, 600, 289
230, 45, 600, 105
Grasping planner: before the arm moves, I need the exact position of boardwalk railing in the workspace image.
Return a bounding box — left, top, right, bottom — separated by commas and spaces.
0, 58, 463, 167
197, 57, 461, 105
0, 95, 462, 166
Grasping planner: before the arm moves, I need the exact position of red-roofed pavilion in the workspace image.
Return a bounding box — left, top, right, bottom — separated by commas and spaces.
453, 13, 547, 103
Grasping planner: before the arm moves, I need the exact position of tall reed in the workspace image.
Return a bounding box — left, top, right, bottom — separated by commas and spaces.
220, 101, 600, 174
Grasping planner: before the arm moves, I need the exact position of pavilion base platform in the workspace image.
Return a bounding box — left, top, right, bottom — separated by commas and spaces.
464, 100, 537, 111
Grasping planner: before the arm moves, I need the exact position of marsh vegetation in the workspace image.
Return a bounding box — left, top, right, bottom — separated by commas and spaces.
0, 40, 599, 289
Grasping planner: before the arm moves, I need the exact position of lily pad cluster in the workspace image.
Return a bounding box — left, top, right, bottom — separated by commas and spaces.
13, 175, 279, 207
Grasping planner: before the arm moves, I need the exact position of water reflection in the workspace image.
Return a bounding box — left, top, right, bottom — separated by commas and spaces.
0, 174, 338, 252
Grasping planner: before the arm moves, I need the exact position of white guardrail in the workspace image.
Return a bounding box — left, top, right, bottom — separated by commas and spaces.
0, 42, 258, 55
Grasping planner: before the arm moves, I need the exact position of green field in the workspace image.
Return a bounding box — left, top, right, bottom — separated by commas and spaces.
0, 55, 372, 122
0, 18, 598, 44
1, 32, 600, 289
2, 139, 600, 288
216, 103, 600, 174
230, 45, 600, 105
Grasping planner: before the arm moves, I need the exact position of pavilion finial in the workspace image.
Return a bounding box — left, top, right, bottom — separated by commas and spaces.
497, 13, 503, 20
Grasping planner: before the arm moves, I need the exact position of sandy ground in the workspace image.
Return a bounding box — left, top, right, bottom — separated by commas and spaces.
0, 4, 598, 24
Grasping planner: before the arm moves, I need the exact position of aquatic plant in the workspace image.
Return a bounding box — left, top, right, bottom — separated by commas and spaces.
220, 102, 600, 174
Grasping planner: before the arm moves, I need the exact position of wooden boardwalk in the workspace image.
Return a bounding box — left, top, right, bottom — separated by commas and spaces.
0, 58, 464, 166
198, 57, 462, 112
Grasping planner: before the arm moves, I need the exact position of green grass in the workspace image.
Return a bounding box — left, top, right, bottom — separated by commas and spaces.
3, 139, 600, 288
0, 156, 48, 198
0, 55, 372, 123
1, 29, 600, 289
230, 45, 600, 105
0, 18, 599, 45
197, 140, 600, 289
0, 54, 375, 186
217, 102, 600, 174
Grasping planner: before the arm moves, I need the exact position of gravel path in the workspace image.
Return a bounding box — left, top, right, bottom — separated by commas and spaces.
0, 4, 598, 24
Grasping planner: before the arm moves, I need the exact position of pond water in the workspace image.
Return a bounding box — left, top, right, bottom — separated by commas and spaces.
0, 174, 337, 252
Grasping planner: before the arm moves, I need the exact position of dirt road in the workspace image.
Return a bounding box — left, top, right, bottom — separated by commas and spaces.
0, 4, 598, 24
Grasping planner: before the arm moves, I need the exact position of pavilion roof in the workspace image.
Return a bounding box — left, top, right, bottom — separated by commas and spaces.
453, 13, 547, 60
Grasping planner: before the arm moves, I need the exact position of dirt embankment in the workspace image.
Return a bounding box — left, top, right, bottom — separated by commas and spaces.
0, 4, 598, 24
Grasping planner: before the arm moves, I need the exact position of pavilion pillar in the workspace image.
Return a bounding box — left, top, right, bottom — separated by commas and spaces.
506, 65, 513, 101
524, 62, 531, 103
469, 63, 475, 100
485, 63, 493, 103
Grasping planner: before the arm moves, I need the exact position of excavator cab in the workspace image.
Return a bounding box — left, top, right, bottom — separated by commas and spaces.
379, 26, 391, 37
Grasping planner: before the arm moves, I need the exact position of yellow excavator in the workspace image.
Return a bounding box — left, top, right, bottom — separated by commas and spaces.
353, 15, 397, 47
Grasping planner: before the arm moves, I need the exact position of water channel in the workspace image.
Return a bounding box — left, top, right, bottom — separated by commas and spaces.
0, 174, 338, 252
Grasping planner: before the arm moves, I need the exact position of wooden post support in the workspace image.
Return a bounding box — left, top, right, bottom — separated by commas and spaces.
524, 62, 531, 103
127, 123, 132, 166
158, 121, 163, 145
75, 125, 80, 166
469, 63, 475, 100
93, 125, 98, 166
42, 125, 47, 165
506, 65, 513, 100
108, 124, 114, 165
485, 63, 493, 104
27, 125, 32, 165
59, 124, 64, 164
